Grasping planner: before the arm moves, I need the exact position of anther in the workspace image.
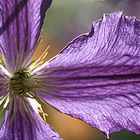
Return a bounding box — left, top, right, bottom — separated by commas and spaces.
9, 69, 32, 95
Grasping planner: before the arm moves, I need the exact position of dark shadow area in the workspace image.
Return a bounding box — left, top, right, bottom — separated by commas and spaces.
109, 131, 140, 140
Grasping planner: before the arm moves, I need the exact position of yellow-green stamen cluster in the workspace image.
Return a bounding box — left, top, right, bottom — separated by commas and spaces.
9, 69, 32, 95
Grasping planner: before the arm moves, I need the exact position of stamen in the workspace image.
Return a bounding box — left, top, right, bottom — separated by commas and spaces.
27, 98, 48, 123
31, 61, 49, 74
0, 93, 9, 113
0, 52, 12, 78
9, 69, 34, 96
0, 64, 12, 78
32, 45, 50, 66
28, 46, 50, 74
38, 106, 48, 122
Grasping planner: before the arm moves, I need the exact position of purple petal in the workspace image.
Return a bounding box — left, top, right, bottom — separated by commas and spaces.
40, 12, 140, 137
0, 0, 52, 72
0, 110, 62, 140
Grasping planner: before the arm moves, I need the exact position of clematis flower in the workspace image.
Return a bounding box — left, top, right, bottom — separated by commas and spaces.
0, 0, 140, 140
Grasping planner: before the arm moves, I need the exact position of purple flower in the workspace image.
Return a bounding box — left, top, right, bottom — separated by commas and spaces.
0, 0, 140, 140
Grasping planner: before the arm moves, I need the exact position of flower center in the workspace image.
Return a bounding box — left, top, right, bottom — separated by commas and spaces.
9, 69, 33, 95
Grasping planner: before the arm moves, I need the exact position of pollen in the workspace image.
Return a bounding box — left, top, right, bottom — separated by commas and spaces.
9, 68, 33, 96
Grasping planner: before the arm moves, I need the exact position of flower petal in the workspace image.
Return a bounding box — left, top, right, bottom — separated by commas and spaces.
0, 0, 52, 72
41, 12, 140, 137
49, 12, 140, 68
0, 110, 62, 140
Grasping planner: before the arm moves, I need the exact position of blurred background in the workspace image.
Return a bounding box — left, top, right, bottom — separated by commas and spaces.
36, 0, 140, 140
